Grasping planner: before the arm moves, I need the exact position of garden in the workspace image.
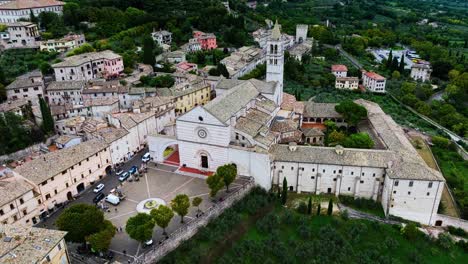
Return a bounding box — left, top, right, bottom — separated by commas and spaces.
159, 186, 468, 264
431, 137, 468, 220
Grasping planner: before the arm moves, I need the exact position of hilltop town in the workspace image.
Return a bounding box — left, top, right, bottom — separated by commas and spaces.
0, 0, 467, 263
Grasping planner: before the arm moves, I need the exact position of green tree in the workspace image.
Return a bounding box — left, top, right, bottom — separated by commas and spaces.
29, 9, 38, 24
39, 97, 54, 134
307, 197, 312, 215
386, 49, 393, 69
431, 136, 450, 149
86, 220, 115, 253
342, 133, 374, 149
328, 130, 346, 146
282, 177, 288, 205
335, 100, 367, 127
217, 63, 230, 78
0, 84, 6, 103
192, 197, 203, 214
402, 223, 421, 241
206, 173, 224, 198
217, 163, 237, 192
67, 43, 95, 57
142, 36, 156, 68
56, 204, 108, 243
151, 205, 174, 236
327, 199, 333, 216
392, 70, 401, 79
317, 203, 321, 215
171, 194, 190, 223
399, 54, 405, 73
125, 213, 155, 243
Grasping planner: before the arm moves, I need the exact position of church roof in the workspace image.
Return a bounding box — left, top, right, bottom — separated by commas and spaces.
205, 81, 260, 123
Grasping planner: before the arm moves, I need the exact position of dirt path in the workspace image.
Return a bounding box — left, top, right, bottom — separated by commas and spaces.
201, 203, 275, 264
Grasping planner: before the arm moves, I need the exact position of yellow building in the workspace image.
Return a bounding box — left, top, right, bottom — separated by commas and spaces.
157, 82, 211, 115
0, 224, 69, 263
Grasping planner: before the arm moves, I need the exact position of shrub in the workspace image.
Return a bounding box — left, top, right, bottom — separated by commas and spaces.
432, 136, 451, 149
402, 223, 423, 241
341, 209, 349, 220
447, 226, 468, 238
297, 201, 308, 214
437, 233, 454, 250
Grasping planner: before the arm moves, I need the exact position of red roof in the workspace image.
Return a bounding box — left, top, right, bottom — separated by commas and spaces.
331, 64, 348, 72
364, 71, 385, 81
176, 62, 197, 71
0, 0, 65, 10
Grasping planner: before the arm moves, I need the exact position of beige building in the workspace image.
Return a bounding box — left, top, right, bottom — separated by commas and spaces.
156, 82, 211, 115
335, 77, 359, 90
0, 166, 41, 226
14, 140, 112, 214
40, 33, 86, 53
0, 224, 69, 263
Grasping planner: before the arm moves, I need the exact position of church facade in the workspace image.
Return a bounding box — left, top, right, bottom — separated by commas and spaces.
149, 22, 445, 226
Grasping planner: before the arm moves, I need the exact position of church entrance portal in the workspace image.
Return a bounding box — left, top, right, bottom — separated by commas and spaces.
201, 155, 208, 169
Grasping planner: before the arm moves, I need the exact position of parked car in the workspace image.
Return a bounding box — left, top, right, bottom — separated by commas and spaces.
143, 239, 153, 248
93, 183, 105, 193
142, 153, 151, 162
128, 166, 138, 175
116, 169, 124, 176
93, 193, 105, 204
118, 172, 130, 182
105, 194, 120, 205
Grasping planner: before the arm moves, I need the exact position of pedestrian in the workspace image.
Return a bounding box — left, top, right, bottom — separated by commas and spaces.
123, 250, 127, 256
115, 208, 118, 213
128, 260, 131, 264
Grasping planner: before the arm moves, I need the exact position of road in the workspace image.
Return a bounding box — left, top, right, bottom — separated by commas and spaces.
39, 148, 149, 230
323, 44, 363, 69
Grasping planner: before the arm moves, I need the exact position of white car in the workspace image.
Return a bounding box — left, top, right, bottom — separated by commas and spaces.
93, 183, 105, 193
142, 153, 151, 162
116, 169, 124, 176
143, 239, 153, 248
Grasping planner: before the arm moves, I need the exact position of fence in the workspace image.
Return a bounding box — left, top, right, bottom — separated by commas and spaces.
134, 177, 255, 264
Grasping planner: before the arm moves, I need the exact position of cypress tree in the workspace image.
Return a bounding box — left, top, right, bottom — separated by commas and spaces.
398, 54, 405, 73
391, 57, 399, 72
281, 177, 288, 205
386, 50, 393, 69
327, 199, 333, 216
317, 203, 321, 215
142, 36, 156, 69
307, 197, 312, 215
39, 97, 54, 134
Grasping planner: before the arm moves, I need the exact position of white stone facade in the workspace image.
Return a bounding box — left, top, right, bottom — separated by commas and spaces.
0, 22, 39, 50
335, 77, 359, 90
362, 71, 386, 93
0, 0, 64, 23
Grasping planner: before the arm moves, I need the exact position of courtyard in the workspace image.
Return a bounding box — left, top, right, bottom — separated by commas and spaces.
104, 163, 251, 261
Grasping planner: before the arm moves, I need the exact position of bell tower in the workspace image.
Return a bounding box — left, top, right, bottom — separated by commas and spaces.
266, 20, 284, 104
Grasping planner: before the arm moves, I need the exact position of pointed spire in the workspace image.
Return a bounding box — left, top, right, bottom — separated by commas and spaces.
271, 20, 281, 40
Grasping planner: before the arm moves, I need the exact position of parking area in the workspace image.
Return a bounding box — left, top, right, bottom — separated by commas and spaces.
105, 163, 251, 262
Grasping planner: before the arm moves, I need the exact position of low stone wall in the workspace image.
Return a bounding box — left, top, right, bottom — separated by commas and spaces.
134, 178, 255, 264
433, 214, 468, 232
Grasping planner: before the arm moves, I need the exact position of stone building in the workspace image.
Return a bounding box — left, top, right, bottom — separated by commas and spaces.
0, 224, 69, 263
5, 70, 44, 105
0, 21, 39, 50
52, 50, 123, 82
0, 0, 64, 23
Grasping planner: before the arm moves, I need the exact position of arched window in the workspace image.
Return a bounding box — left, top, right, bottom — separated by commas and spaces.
274, 45, 278, 54
270, 44, 274, 54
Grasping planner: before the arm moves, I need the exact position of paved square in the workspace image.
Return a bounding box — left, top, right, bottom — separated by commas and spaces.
105, 164, 250, 260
